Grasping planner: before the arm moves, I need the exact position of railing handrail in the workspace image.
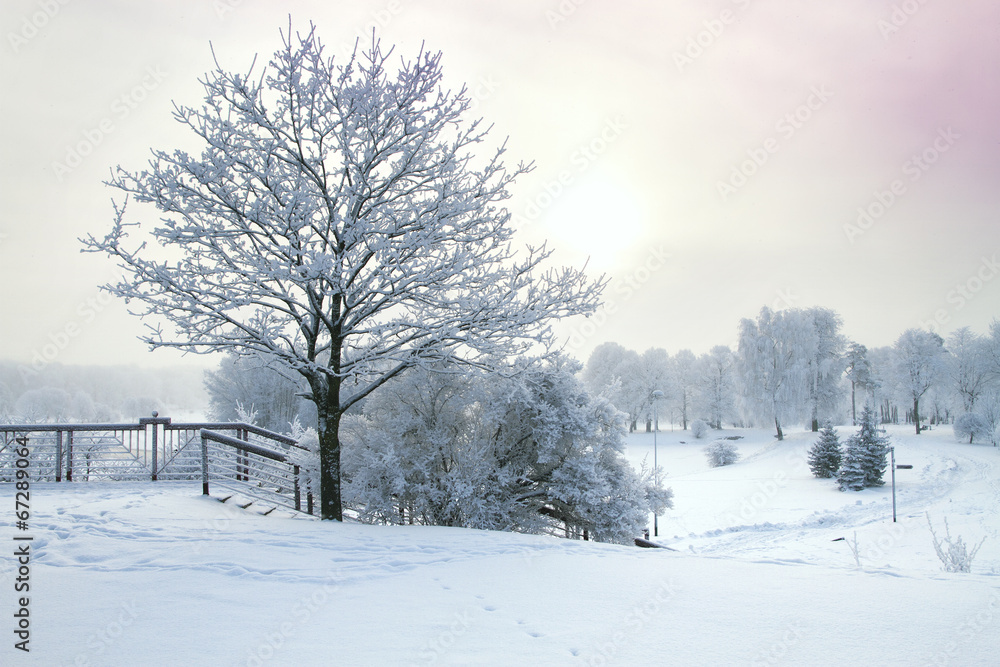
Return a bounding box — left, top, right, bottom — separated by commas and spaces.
0, 420, 305, 450
199, 429, 290, 462
199, 428, 313, 515
0, 415, 315, 515
173, 422, 302, 449
0, 423, 144, 432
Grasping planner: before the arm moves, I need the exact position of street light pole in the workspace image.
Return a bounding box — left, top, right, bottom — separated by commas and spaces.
889, 446, 912, 523
651, 389, 664, 537
890, 446, 896, 522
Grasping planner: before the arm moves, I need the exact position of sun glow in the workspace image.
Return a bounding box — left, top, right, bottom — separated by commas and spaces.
542, 175, 645, 270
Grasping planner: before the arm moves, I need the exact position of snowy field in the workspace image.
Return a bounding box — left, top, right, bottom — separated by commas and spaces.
2, 425, 998, 666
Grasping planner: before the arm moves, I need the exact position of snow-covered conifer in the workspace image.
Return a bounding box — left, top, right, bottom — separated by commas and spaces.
837, 436, 866, 492
854, 406, 890, 487
807, 422, 842, 478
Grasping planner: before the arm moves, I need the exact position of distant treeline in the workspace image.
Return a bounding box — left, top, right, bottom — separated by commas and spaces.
0, 361, 209, 423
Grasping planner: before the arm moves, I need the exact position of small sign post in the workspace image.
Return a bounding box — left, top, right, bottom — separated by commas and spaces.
890, 446, 913, 523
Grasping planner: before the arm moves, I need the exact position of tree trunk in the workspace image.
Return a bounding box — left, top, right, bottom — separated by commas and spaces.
851, 380, 857, 425
775, 417, 784, 441
913, 397, 921, 435
317, 407, 344, 520
311, 373, 344, 521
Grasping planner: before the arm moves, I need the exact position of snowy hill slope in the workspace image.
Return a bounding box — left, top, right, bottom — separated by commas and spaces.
2, 425, 997, 666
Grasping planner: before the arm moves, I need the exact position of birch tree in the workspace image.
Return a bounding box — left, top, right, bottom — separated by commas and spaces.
844, 342, 876, 425
81, 25, 601, 519
736, 307, 815, 440
946, 327, 991, 413
805, 307, 846, 431
893, 329, 946, 435
697, 345, 735, 430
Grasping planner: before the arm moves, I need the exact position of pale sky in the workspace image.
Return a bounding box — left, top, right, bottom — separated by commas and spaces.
1, 1, 998, 373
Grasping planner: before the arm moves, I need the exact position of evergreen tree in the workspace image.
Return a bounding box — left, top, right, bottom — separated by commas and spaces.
808, 422, 842, 478
855, 406, 890, 487
837, 435, 866, 491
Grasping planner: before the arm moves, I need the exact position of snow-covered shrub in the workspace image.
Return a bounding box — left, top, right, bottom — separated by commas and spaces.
341, 359, 673, 544
704, 440, 739, 467
927, 513, 985, 573
808, 422, 842, 478
953, 413, 989, 444
690, 419, 709, 439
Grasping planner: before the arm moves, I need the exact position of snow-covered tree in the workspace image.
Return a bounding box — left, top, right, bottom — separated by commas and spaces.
670, 349, 699, 430
867, 345, 901, 425
696, 345, 736, 430
954, 413, 990, 444
342, 358, 671, 543
836, 440, 866, 492
837, 406, 888, 491
736, 307, 815, 440
844, 342, 876, 425
582, 343, 666, 432
893, 329, 946, 435
946, 328, 991, 413
639, 347, 672, 430
805, 308, 847, 431
69, 391, 97, 422
14, 387, 71, 423
977, 389, 1000, 447
81, 26, 601, 520
205, 353, 311, 432
807, 422, 842, 479
854, 405, 890, 488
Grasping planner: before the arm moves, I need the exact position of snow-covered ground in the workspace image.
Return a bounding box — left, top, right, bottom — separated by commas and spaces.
2, 425, 998, 665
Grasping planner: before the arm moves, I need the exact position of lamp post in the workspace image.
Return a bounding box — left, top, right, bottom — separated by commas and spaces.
651, 389, 664, 537
889, 446, 912, 523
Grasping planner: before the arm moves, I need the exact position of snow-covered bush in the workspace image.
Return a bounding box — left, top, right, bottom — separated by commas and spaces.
953, 413, 990, 444
342, 359, 673, 544
690, 419, 709, 439
927, 513, 985, 573
704, 441, 740, 467
808, 422, 842, 478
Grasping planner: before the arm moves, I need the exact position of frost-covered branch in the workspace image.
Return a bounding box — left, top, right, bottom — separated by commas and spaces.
80, 23, 602, 520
